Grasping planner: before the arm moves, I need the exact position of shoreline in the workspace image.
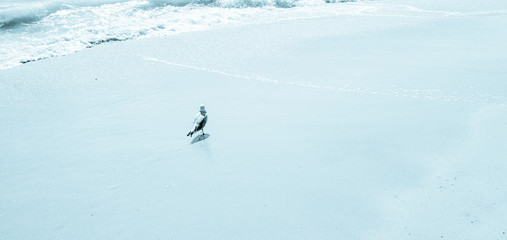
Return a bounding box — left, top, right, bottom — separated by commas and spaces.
4, 0, 500, 71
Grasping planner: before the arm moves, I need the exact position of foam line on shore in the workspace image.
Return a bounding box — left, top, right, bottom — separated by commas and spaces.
144, 56, 280, 84
145, 56, 506, 105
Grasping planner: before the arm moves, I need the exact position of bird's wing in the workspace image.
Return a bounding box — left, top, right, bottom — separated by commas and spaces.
193, 114, 205, 124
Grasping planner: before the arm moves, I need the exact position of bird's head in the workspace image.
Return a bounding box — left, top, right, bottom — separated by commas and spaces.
199, 104, 207, 115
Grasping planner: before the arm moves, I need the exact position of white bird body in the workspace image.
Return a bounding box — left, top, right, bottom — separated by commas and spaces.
193, 112, 206, 126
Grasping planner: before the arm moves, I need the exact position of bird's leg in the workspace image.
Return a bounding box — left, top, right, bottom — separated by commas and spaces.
201, 129, 205, 136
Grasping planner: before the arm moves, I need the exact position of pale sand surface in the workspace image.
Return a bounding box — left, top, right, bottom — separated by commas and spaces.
1, 7, 507, 239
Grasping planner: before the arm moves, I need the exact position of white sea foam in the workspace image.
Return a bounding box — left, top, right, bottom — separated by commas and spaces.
0, 0, 344, 70
1, 0, 505, 70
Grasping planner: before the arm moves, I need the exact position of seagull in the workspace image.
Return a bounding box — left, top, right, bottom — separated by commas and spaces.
187, 104, 208, 137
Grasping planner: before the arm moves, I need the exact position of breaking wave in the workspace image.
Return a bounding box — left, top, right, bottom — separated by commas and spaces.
0, 0, 363, 70
0, 0, 304, 29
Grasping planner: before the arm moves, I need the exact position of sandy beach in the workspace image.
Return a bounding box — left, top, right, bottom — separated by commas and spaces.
1, 0, 507, 239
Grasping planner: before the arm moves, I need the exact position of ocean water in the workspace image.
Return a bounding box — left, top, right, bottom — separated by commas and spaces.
1, 0, 506, 70
0, 0, 331, 70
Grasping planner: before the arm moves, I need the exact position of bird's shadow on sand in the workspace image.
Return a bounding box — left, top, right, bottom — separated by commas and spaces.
191, 133, 210, 144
